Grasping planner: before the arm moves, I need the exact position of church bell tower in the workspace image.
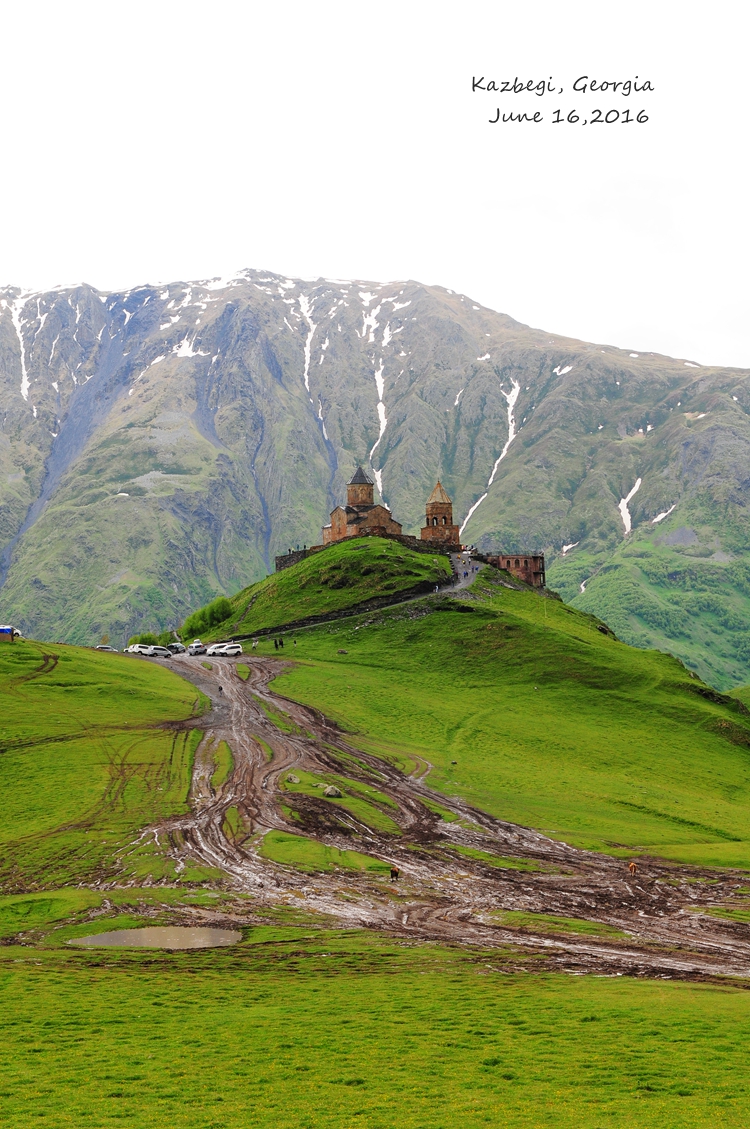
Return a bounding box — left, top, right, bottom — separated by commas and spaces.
421, 481, 461, 548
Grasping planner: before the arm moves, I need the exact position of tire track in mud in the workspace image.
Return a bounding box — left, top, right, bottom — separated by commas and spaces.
148, 654, 750, 981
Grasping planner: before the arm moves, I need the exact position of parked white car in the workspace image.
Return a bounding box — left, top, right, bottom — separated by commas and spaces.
206, 642, 243, 656
127, 644, 152, 654
144, 645, 173, 658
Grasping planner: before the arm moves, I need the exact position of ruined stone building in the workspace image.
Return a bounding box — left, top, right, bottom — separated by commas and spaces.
485, 553, 546, 588
322, 467, 403, 545
420, 481, 461, 550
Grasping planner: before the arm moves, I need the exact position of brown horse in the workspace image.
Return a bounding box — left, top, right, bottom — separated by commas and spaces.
628, 861, 638, 876
390, 867, 400, 881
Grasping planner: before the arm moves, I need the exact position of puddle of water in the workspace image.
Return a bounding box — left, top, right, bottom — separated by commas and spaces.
69, 926, 241, 949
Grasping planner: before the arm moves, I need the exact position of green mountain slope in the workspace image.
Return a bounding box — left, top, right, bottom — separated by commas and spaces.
1, 270, 749, 687
273, 569, 750, 868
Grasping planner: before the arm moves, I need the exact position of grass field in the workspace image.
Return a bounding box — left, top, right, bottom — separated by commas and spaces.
260, 830, 391, 873
270, 569, 750, 867
184, 537, 451, 642
0, 641, 206, 891
1, 934, 750, 1129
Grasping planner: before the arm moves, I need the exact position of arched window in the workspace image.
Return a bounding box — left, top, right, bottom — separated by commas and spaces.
515, 559, 520, 567
524, 559, 528, 567
433, 516, 438, 526
442, 516, 447, 524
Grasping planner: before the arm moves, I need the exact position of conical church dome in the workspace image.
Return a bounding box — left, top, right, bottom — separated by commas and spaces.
347, 466, 373, 486
427, 480, 452, 505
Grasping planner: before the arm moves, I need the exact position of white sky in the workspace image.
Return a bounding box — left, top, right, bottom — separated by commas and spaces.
1, 0, 748, 366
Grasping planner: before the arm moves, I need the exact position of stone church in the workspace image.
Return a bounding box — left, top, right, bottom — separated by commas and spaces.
321, 467, 461, 552
322, 467, 403, 544
276, 466, 546, 582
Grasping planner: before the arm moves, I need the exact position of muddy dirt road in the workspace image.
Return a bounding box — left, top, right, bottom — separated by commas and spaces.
146, 654, 750, 981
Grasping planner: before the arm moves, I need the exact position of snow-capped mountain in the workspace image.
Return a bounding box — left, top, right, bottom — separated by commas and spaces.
1, 268, 749, 688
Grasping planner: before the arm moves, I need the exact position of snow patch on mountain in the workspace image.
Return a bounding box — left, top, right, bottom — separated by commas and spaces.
8, 295, 31, 401
369, 359, 388, 473
202, 276, 243, 292
173, 338, 209, 359
298, 295, 317, 395
317, 399, 329, 440
362, 305, 381, 343
460, 379, 521, 535
618, 478, 642, 535
652, 503, 676, 524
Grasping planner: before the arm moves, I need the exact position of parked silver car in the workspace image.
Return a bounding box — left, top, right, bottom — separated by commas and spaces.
187, 641, 207, 656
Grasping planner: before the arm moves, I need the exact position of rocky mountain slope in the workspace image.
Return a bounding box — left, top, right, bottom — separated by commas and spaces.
0, 268, 748, 686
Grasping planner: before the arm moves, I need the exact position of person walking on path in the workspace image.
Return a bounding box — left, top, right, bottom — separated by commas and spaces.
274, 639, 278, 651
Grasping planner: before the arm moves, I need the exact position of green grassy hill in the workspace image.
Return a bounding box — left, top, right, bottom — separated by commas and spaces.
7, 568, 750, 1125
182, 537, 451, 642
271, 568, 750, 868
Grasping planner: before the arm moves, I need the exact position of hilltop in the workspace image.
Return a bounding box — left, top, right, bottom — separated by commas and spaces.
179, 537, 452, 642
1, 268, 749, 686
